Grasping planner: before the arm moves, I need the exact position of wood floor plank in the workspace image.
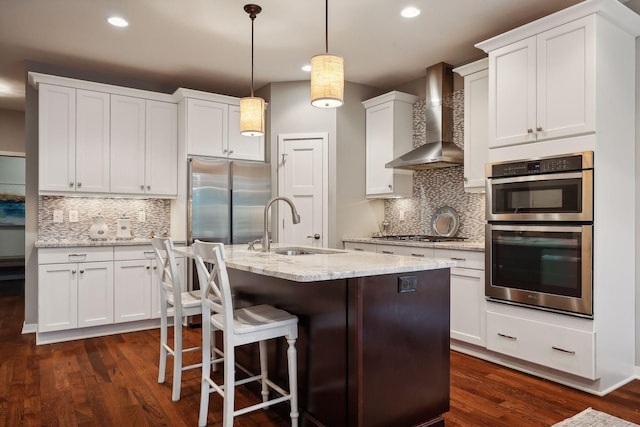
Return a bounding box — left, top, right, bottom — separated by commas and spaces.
2, 295, 640, 426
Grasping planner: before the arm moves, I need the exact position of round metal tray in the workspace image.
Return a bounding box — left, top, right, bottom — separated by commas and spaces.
431, 206, 460, 237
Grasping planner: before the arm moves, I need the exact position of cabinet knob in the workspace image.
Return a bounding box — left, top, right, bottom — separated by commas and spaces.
72, 270, 77, 274
140, 185, 145, 190
77, 182, 82, 188
527, 128, 533, 134
536, 126, 542, 132
79, 270, 85, 274
223, 149, 229, 154
146, 266, 150, 270
69, 182, 74, 188
229, 150, 234, 154
147, 185, 151, 190
388, 184, 393, 190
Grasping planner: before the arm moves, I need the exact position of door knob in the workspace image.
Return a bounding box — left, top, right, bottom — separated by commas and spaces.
307, 233, 321, 240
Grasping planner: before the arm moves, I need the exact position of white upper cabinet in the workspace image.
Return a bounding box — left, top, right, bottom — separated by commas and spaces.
145, 100, 178, 195
362, 91, 417, 198
487, 16, 595, 148
110, 95, 146, 194
454, 58, 489, 193
33, 74, 178, 197
110, 96, 178, 196
228, 105, 265, 161
185, 98, 229, 157
179, 92, 265, 161
38, 84, 110, 193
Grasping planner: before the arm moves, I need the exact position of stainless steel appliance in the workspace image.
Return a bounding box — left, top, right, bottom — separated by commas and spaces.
486, 151, 593, 222
485, 152, 594, 317
188, 157, 271, 245
187, 157, 271, 299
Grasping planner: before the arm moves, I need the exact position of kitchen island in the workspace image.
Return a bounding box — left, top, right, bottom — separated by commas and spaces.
178, 244, 455, 427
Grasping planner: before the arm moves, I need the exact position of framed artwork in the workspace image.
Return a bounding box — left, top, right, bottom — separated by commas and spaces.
0, 184, 25, 226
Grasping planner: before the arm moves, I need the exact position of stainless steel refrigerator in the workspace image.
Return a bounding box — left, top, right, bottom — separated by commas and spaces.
188, 156, 271, 245
187, 157, 271, 298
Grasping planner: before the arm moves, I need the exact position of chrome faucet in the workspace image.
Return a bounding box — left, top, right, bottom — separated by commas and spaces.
262, 196, 301, 252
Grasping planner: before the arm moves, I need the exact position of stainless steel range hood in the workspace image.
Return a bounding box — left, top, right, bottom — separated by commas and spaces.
385, 62, 463, 170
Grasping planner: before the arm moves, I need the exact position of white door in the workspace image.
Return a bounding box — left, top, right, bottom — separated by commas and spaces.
278, 133, 328, 248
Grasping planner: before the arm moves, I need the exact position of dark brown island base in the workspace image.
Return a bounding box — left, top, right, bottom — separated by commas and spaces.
178, 245, 454, 427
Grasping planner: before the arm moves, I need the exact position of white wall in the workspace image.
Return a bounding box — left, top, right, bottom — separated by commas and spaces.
264, 81, 384, 248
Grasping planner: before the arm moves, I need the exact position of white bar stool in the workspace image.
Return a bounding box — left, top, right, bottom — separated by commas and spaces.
152, 237, 218, 401
192, 241, 299, 427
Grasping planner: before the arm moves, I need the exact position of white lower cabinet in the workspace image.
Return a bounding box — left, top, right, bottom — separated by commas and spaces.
486, 310, 595, 379
38, 248, 114, 333
113, 246, 186, 322
434, 248, 486, 346
151, 256, 186, 319
378, 244, 434, 259
344, 242, 376, 252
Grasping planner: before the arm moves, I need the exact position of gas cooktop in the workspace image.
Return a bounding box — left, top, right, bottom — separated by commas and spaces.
373, 234, 466, 243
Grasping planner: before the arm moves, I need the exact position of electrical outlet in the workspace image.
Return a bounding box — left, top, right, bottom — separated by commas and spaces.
398, 275, 417, 293
53, 210, 63, 223
138, 211, 146, 222
68, 210, 78, 222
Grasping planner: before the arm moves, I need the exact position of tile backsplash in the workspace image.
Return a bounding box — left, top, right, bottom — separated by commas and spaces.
38, 196, 171, 242
384, 91, 486, 242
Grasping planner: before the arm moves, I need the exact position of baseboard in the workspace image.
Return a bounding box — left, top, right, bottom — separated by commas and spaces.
22, 322, 37, 334
35, 318, 170, 345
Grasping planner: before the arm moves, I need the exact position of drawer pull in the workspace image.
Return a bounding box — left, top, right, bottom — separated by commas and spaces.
552, 346, 576, 355
79, 270, 85, 274
411, 253, 425, 257
497, 332, 517, 341
381, 250, 394, 254
69, 253, 87, 257
450, 257, 466, 261
353, 248, 364, 252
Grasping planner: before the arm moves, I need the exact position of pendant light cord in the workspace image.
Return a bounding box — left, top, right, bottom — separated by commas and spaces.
325, 0, 329, 53
250, 13, 255, 97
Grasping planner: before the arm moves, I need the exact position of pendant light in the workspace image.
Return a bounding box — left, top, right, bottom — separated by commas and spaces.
310, 0, 344, 108
240, 4, 265, 137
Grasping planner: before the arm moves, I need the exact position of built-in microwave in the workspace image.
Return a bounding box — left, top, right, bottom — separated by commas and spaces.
485, 152, 594, 318
485, 224, 593, 317
486, 151, 593, 222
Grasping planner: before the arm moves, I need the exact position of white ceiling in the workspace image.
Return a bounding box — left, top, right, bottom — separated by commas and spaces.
1, 0, 639, 111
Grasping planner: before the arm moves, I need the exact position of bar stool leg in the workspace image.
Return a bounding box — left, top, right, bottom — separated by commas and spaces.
287, 337, 299, 427
172, 315, 183, 401
259, 340, 269, 404
158, 303, 168, 384
199, 315, 212, 427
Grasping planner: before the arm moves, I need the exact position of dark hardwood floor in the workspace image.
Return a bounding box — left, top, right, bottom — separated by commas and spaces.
1, 294, 639, 426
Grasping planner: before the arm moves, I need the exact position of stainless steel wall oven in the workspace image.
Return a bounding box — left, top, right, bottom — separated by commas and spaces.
485, 152, 594, 317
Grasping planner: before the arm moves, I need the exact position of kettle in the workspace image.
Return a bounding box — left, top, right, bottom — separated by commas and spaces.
116, 217, 133, 240
89, 215, 109, 240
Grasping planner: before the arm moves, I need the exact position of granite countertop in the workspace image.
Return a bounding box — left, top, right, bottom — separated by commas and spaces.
342, 237, 485, 252
175, 243, 456, 282
35, 238, 186, 248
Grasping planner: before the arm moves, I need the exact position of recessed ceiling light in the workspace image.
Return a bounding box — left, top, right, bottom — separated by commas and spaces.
401, 6, 421, 18
301, 64, 312, 72
107, 16, 129, 27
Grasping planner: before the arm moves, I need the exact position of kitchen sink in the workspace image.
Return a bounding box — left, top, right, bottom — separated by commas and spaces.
272, 247, 346, 256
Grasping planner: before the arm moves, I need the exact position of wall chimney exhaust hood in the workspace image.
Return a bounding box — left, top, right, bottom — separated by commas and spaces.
385, 62, 463, 170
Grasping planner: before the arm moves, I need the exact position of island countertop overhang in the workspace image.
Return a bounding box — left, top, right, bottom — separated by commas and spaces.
175, 244, 456, 282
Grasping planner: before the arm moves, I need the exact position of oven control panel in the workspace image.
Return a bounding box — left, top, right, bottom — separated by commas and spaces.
489, 152, 592, 178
